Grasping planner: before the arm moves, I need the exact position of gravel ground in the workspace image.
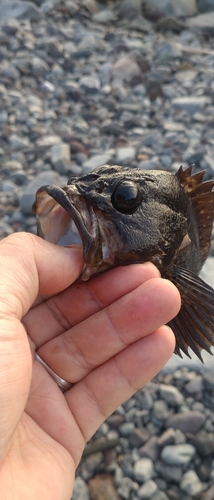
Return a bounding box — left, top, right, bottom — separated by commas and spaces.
1, 0, 214, 499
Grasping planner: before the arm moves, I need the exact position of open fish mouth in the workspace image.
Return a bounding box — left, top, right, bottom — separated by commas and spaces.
33, 184, 120, 280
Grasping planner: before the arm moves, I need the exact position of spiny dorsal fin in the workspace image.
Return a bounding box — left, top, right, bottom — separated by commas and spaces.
176, 165, 214, 266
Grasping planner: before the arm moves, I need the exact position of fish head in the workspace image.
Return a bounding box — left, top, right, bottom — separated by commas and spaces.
33, 164, 195, 280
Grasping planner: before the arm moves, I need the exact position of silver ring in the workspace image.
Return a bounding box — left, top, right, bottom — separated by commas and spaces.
35, 353, 73, 392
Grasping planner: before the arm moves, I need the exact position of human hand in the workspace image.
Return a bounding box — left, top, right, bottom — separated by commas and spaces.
0, 233, 180, 500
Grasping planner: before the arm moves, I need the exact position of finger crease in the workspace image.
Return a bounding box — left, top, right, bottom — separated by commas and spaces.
45, 299, 71, 331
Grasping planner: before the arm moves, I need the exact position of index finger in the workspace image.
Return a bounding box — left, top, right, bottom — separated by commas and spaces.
23, 262, 161, 347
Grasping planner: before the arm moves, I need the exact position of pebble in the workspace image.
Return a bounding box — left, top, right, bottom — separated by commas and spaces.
83, 152, 114, 171
160, 444, 196, 465
129, 428, 150, 448
138, 479, 157, 499
171, 96, 211, 114
0, 1, 43, 21
20, 171, 64, 214
152, 400, 169, 425
180, 470, 203, 496
144, 0, 197, 17
72, 476, 90, 500
117, 477, 134, 500
187, 12, 214, 34
159, 385, 184, 407
203, 370, 214, 390
116, 146, 136, 164
139, 436, 159, 461
166, 411, 206, 433
133, 458, 154, 482
194, 429, 214, 456
51, 143, 71, 175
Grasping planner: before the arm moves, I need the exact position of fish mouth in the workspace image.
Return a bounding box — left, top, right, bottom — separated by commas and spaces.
33, 184, 120, 280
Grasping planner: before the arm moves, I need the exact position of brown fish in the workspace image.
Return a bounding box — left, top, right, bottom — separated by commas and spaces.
33, 164, 214, 362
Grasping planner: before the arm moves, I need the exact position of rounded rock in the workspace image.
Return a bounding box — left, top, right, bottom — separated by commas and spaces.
133, 458, 154, 482
165, 411, 206, 433
180, 470, 203, 496
138, 479, 158, 499
159, 385, 184, 407
161, 444, 196, 465
72, 477, 90, 500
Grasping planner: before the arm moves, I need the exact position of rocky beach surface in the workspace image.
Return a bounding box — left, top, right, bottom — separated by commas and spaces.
1, 0, 214, 498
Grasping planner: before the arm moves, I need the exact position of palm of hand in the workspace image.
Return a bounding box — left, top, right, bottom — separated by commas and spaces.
0, 234, 179, 500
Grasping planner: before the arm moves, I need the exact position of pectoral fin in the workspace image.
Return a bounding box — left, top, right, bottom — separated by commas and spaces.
164, 266, 214, 362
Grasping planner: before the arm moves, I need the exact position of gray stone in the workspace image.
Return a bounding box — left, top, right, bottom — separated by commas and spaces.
30, 56, 50, 76
133, 458, 154, 482
180, 470, 203, 496
172, 96, 211, 114
85, 452, 103, 474
1, 180, 17, 193
129, 428, 150, 448
0, 220, 14, 238
194, 430, 214, 456
117, 0, 142, 20
138, 160, 159, 170
116, 147, 136, 164
203, 371, 214, 390
40, 0, 59, 13
112, 57, 141, 83
139, 391, 154, 411
10, 171, 27, 186
143, 0, 197, 17
92, 9, 115, 23
0, 1, 43, 21
51, 144, 70, 175
20, 171, 63, 215
36, 135, 62, 147
166, 411, 206, 433
119, 422, 135, 436
182, 147, 205, 164
8, 134, 30, 150
155, 461, 182, 483
138, 480, 158, 499
1, 19, 19, 34
159, 385, 184, 407
83, 153, 113, 171
187, 12, 214, 35
160, 444, 196, 465
198, 0, 214, 12
174, 429, 186, 445
203, 485, 214, 500
155, 43, 182, 62
185, 375, 203, 394
150, 492, 169, 500
139, 436, 159, 462
72, 476, 90, 500
117, 477, 134, 500
152, 400, 169, 424
200, 155, 214, 178
157, 429, 176, 448
80, 76, 101, 93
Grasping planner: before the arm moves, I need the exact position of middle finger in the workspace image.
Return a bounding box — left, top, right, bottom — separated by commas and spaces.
36, 278, 180, 383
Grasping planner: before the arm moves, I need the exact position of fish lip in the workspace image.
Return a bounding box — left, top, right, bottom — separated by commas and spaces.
34, 184, 117, 280
45, 184, 95, 251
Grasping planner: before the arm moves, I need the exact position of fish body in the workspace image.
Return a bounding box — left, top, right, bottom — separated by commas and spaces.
33, 164, 214, 361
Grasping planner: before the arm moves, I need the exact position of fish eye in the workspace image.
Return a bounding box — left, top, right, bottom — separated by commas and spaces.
111, 181, 141, 214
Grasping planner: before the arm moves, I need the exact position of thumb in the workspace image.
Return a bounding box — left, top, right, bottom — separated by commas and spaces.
0, 232, 83, 462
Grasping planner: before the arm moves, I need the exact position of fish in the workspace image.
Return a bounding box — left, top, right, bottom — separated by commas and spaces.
32, 164, 214, 362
